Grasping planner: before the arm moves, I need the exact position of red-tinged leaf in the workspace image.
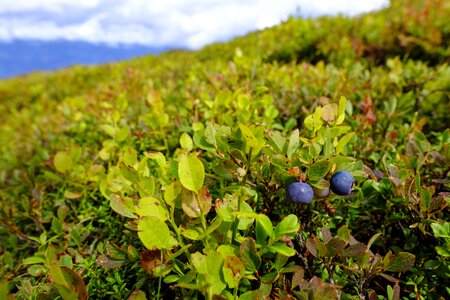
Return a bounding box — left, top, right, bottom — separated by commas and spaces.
140, 249, 168, 277
314, 285, 339, 300
110, 194, 136, 219
342, 243, 367, 258
306, 238, 318, 258
127, 290, 147, 300
96, 255, 125, 269
291, 267, 305, 289
385, 252, 415, 272
392, 282, 400, 300
326, 237, 346, 257
180, 186, 211, 218
64, 190, 83, 199
240, 238, 261, 271
60, 266, 87, 300
322, 227, 332, 243
379, 273, 399, 283
367, 233, 382, 249
321, 103, 338, 122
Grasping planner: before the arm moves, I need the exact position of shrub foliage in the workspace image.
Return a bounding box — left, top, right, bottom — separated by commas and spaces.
1, 0, 449, 299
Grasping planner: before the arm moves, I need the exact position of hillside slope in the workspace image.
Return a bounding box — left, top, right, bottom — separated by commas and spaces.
1, 0, 449, 299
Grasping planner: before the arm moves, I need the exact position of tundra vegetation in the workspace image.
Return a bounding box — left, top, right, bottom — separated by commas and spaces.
0, 0, 449, 299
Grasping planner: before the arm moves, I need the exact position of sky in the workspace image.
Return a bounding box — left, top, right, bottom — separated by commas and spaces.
0, 0, 389, 50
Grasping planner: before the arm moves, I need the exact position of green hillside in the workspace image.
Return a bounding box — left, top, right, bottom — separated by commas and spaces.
1, 0, 449, 299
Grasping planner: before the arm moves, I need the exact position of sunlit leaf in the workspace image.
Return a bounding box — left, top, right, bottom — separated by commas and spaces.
137, 216, 177, 250
180, 186, 211, 218
54, 151, 73, 173
110, 194, 136, 219
178, 154, 205, 192
321, 103, 338, 122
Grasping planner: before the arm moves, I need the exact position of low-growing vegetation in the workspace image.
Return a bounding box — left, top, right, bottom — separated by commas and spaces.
0, 0, 449, 299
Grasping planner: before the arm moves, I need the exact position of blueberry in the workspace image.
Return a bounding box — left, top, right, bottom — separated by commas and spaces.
330, 171, 354, 196
313, 179, 330, 198
286, 182, 314, 204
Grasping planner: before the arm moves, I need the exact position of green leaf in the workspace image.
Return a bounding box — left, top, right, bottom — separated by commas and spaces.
104, 242, 127, 261
336, 96, 347, 125
192, 251, 226, 296
0, 280, 14, 300
385, 252, 415, 272
27, 265, 47, 277
256, 214, 273, 244
205, 123, 217, 147
164, 181, 181, 207
63, 190, 83, 199
308, 160, 330, 180
419, 188, 432, 209
267, 244, 296, 257
191, 252, 208, 274
287, 129, 299, 160
435, 245, 450, 257
137, 177, 155, 198
313, 106, 323, 132
239, 291, 263, 300
239, 124, 264, 155
178, 154, 205, 192
336, 132, 355, 154
110, 194, 136, 219
145, 152, 167, 175
54, 151, 73, 173
118, 162, 140, 183
58, 266, 87, 300
237, 201, 257, 230
323, 127, 333, 157
240, 238, 261, 271
180, 133, 193, 151
22, 256, 46, 265
273, 214, 300, 240
136, 197, 169, 220
267, 131, 286, 153
46, 246, 70, 289
137, 216, 178, 250
304, 114, 314, 131
116, 126, 129, 142
431, 222, 450, 240
182, 227, 203, 240
101, 124, 116, 137
337, 225, 351, 243
304, 107, 323, 133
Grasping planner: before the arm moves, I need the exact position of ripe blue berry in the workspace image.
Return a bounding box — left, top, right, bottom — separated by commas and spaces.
286, 182, 314, 204
330, 171, 354, 196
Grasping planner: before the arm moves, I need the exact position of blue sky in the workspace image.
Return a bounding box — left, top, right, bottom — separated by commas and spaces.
0, 0, 388, 49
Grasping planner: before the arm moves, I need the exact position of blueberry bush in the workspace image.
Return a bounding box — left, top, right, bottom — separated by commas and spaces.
1, 0, 449, 299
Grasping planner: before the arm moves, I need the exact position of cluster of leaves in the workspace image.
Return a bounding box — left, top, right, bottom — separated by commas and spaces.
0, 0, 449, 299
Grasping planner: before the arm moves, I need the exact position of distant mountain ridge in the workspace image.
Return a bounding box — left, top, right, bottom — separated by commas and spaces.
0, 40, 172, 79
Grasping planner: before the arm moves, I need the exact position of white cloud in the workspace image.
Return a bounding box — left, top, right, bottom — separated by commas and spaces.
0, 0, 389, 49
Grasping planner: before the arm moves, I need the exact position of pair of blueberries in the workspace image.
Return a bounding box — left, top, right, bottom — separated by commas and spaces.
286, 171, 354, 204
